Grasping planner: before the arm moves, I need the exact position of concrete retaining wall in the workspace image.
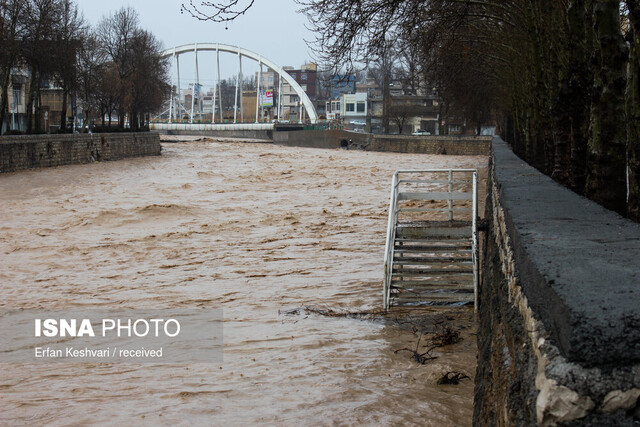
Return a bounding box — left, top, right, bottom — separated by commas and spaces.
156, 129, 273, 140
273, 129, 491, 155
0, 133, 161, 173
151, 122, 274, 140
273, 129, 344, 149
475, 137, 640, 425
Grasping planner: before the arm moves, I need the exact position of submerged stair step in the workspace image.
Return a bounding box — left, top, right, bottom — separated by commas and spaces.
392, 284, 474, 290
392, 281, 474, 289
392, 268, 474, 275
393, 293, 474, 302
395, 239, 472, 245
394, 246, 472, 253
396, 289, 474, 296
394, 290, 474, 296
395, 237, 472, 243
391, 278, 474, 286
395, 228, 472, 239
392, 261, 471, 268
393, 256, 472, 264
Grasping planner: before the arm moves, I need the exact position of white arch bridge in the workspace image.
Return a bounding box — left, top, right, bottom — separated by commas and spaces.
152, 43, 318, 131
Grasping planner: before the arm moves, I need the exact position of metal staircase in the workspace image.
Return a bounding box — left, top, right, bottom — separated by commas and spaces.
383, 170, 478, 311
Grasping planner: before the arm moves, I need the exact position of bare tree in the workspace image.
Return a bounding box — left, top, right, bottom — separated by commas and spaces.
395, 37, 423, 96
22, 0, 63, 133
77, 29, 105, 130
180, 0, 255, 26
52, 0, 85, 131
127, 29, 169, 130
96, 63, 120, 127
96, 6, 139, 126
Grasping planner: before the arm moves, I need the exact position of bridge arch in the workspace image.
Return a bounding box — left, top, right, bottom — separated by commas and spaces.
161, 43, 318, 123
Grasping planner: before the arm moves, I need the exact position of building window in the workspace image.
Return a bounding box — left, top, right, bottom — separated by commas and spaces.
356, 102, 365, 112
346, 103, 355, 112
290, 95, 299, 103
12, 86, 21, 106
301, 84, 307, 91
301, 73, 307, 81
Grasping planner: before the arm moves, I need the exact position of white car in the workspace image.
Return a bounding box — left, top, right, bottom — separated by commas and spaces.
412, 130, 431, 136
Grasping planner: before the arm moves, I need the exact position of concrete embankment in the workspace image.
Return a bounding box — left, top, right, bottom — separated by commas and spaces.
152, 124, 491, 155
475, 137, 640, 425
152, 123, 274, 140
0, 133, 161, 173
273, 129, 491, 156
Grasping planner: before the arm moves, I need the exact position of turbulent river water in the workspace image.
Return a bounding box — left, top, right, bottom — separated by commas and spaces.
0, 138, 487, 426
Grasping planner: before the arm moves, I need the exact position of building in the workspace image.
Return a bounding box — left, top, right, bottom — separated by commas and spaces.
240, 90, 257, 122
256, 70, 278, 92
370, 94, 441, 134
280, 76, 300, 121
2, 72, 74, 133
329, 74, 356, 99
285, 63, 317, 98
325, 99, 341, 121
339, 93, 367, 129
40, 86, 73, 132
276, 63, 318, 122
1, 70, 28, 133
356, 76, 381, 98
253, 70, 277, 122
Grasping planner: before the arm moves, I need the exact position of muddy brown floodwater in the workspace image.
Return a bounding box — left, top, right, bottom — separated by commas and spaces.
0, 139, 487, 426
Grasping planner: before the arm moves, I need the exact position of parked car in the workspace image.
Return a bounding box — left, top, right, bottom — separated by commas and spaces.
412, 129, 431, 136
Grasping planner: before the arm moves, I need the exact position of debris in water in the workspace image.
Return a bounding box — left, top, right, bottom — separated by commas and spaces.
431, 324, 462, 347
279, 305, 385, 320
437, 371, 471, 385
394, 332, 439, 365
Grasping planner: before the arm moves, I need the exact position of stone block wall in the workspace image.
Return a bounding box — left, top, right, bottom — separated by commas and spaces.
0, 133, 161, 173
475, 137, 640, 425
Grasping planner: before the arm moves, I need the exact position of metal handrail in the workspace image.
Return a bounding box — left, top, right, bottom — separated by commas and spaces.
382, 172, 399, 311
382, 169, 479, 311
472, 171, 479, 310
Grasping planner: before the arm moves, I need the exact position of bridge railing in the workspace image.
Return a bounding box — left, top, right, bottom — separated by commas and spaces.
150, 118, 276, 125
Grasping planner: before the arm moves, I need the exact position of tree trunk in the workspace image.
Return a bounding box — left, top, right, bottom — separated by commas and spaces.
130, 111, 138, 131
83, 108, 90, 131
586, 1, 629, 216
35, 86, 42, 133
0, 68, 11, 135
60, 89, 69, 132
568, 2, 592, 195
26, 69, 37, 133
382, 71, 390, 134
626, 0, 640, 221
554, 1, 591, 192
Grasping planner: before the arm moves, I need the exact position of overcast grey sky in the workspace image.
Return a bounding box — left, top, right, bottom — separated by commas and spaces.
78, 0, 316, 85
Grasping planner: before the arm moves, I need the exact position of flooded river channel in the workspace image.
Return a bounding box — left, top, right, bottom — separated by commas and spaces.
0, 139, 487, 426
